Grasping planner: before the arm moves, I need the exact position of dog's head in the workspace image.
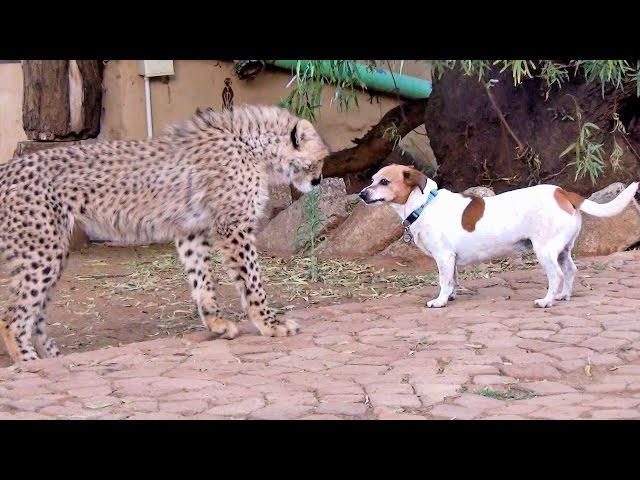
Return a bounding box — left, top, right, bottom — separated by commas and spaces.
359, 164, 433, 206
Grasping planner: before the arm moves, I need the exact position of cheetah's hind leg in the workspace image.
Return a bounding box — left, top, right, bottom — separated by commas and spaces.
33, 292, 61, 358
175, 233, 239, 339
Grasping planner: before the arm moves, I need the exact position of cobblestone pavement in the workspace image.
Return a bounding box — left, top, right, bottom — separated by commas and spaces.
1, 251, 640, 420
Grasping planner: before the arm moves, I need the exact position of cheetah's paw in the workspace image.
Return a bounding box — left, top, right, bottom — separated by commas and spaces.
204, 318, 239, 339
258, 318, 300, 337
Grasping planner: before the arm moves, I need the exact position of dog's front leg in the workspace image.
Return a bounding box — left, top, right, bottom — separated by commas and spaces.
449, 265, 459, 301
427, 252, 456, 308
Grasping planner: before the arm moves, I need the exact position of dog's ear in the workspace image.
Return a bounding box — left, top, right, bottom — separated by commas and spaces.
403, 168, 428, 193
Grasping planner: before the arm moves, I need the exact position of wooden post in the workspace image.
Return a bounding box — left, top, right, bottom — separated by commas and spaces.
22, 60, 103, 141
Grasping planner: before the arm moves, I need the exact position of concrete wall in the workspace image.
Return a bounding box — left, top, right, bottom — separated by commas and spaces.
100, 60, 431, 152
0, 63, 27, 162
1, 60, 433, 163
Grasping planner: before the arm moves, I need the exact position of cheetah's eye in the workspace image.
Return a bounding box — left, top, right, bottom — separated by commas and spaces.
379, 179, 390, 186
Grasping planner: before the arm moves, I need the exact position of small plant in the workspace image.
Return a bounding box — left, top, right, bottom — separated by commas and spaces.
559, 96, 606, 185
293, 187, 325, 281
429, 59, 640, 98
539, 61, 570, 100
495, 60, 537, 86
520, 147, 542, 185
279, 60, 365, 122
574, 60, 633, 97
477, 386, 536, 400
609, 111, 627, 172
383, 122, 402, 149
459, 60, 492, 81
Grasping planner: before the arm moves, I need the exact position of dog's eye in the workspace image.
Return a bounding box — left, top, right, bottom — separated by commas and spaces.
379, 179, 390, 186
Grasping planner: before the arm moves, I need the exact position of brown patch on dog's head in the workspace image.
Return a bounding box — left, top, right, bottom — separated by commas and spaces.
461, 193, 485, 232
359, 164, 429, 205
554, 188, 584, 215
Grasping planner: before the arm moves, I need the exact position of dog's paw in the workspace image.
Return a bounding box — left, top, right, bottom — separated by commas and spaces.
555, 293, 570, 301
426, 298, 448, 308
534, 298, 553, 308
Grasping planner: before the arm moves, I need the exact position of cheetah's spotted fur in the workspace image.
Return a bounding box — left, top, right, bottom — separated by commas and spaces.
0, 105, 328, 363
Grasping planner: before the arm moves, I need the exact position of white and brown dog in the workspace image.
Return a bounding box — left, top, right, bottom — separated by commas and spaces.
360, 164, 639, 309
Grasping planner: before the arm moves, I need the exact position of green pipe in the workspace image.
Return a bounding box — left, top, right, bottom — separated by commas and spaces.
269, 60, 432, 99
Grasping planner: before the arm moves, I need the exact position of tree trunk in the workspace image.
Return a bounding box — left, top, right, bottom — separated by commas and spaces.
424, 66, 640, 196
22, 60, 103, 141
322, 98, 428, 178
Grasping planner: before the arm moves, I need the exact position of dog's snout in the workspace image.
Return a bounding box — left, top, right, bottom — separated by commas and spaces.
311, 177, 321, 186
359, 189, 369, 201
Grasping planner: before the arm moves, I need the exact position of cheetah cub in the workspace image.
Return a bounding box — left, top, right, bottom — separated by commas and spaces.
0, 105, 329, 363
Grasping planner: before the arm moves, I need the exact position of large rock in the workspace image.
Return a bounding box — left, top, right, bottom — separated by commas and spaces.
256, 185, 294, 233
379, 237, 428, 264
317, 202, 403, 258
574, 182, 640, 257
462, 186, 495, 197
266, 185, 293, 219
256, 178, 347, 255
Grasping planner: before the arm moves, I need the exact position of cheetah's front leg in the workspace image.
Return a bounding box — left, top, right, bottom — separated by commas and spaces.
216, 226, 299, 337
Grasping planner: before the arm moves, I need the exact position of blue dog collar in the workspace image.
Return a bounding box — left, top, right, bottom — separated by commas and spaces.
401, 189, 438, 243
402, 189, 438, 228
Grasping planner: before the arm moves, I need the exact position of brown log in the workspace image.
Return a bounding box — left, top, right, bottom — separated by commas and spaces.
322, 98, 429, 178
22, 61, 69, 140
76, 60, 104, 138
22, 60, 103, 141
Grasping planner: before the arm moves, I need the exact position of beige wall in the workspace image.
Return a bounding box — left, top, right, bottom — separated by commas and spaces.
0, 63, 27, 163
1, 60, 433, 165
100, 60, 432, 153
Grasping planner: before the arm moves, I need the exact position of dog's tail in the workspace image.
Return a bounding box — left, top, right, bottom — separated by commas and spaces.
577, 182, 639, 217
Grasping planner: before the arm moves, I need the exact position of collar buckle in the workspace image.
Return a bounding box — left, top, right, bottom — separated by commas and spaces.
402, 226, 413, 243
400, 188, 438, 244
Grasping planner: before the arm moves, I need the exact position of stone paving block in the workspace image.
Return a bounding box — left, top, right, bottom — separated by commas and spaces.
206, 397, 265, 417
500, 363, 561, 380
368, 393, 422, 408
315, 403, 368, 417
428, 404, 484, 420
589, 409, 640, 419
249, 404, 315, 420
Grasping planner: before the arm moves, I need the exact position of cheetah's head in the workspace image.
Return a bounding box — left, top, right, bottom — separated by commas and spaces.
283, 118, 329, 193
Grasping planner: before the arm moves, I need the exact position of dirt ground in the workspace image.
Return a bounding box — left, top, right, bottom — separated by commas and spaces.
0, 242, 543, 367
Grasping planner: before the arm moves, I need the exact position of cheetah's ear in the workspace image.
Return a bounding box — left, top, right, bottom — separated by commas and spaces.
291, 119, 313, 150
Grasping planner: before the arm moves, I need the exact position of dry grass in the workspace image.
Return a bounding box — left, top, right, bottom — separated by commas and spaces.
86, 250, 538, 308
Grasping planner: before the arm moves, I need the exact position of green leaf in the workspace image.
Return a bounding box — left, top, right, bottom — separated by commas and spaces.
559, 143, 577, 158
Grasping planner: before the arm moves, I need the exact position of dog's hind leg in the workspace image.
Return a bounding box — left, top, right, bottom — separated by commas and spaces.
533, 241, 565, 308
556, 231, 579, 301
426, 252, 456, 308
